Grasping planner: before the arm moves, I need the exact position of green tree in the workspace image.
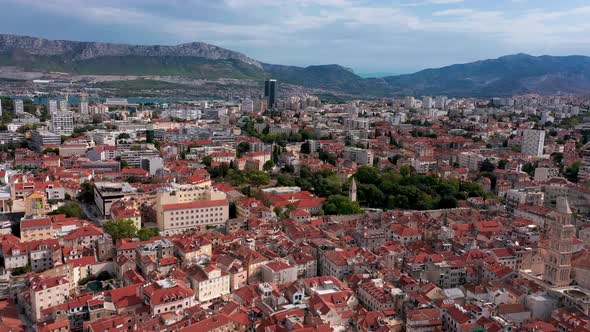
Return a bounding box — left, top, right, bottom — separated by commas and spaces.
78, 182, 95, 203
244, 170, 271, 190
497, 159, 509, 169
318, 150, 337, 165
104, 219, 138, 241
42, 147, 59, 155
322, 195, 363, 215
300, 141, 311, 154
551, 152, 564, 166
137, 227, 160, 241
565, 161, 582, 182
522, 162, 536, 177
439, 196, 458, 209
48, 203, 86, 218
355, 166, 380, 185
236, 142, 250, 158
263, 160, 275, 172
358, 184, 386, 208
479, 159, 496, 172
201, 155, 212, 167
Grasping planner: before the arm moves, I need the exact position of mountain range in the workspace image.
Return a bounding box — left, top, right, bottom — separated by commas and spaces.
1, 34, 590, 97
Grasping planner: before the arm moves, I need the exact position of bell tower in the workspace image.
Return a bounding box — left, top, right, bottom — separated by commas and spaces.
543, 197, 574, 287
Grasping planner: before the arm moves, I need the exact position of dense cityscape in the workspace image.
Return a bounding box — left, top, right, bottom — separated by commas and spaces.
0, 75, 590, 332
3, 0, 590, 328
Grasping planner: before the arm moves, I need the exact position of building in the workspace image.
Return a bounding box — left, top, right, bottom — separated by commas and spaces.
422, 96, 434, 109
142, 279, 196, 316
48, 100, 58, 113
29, 275, 71, 322
261, 260, 298, 285
344, 118, 370, 130
20, 217, 53, 242
534, 167, 560, 182
80, 101, 89, 118
155, 183, 229, 235
543, 197, 575, 287
31, 130, 61, 151
357, 279, 402, 312
50, 111, 74, 135
242, 98, 254, 113
93, 182, 138, 217
24, 191, 47, 217
59, 100, 68, 112
406, 308, 442, 332
14, 99, 24, 114
110, 198, 142, 229
141, 156, 164, 176
118, 144, 160, 168
522, 129, 545, 157
264, 79, 278, 109
425, 260, 467, 288
187, 264, 231, 303
404, 96, 416, 108
343, 147, 374, 166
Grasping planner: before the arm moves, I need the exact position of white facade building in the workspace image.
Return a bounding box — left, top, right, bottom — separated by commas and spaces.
522, 129, 545, 157
50, 111, 74, 135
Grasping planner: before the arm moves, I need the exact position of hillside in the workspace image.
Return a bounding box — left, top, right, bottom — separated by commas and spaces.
381, 53, 590, 97
2, 34, 590, 97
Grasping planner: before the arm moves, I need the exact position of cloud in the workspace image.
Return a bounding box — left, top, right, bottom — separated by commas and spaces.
429, 0, 465, 3
432, 8, 474, 16
3, 0, 590, 72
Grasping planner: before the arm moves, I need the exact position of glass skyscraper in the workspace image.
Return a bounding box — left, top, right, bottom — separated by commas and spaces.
264, 79, 278, 109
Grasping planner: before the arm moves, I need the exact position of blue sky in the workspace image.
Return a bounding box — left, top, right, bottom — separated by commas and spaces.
2, 0, 590, 74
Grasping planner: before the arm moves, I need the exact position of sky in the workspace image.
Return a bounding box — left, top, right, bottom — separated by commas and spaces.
2, 0, 590, 74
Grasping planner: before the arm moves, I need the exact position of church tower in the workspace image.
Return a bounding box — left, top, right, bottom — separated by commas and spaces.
543, 197, 575, 287
349, 178, 357, 202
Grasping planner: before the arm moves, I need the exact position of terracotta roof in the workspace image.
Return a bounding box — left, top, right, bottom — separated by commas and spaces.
162, 199, 228, 211
20, 218, 52, 229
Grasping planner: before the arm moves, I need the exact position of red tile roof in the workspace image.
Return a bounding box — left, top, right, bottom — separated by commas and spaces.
162, 199, 228, 211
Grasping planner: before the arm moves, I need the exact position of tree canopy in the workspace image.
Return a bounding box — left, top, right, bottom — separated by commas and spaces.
48, 203, 86, 218
137, 227, 160, 241
104, 219, 138, 241
322, 195, 363, 215
352, 166, 489, 210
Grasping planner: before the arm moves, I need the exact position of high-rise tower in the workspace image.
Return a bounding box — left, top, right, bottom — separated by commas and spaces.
264, 79, 278, 109
522, 129, 545, 157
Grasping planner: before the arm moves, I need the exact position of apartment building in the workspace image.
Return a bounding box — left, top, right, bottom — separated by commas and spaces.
50, 111, 74, 136
187, 264, 231, 303
522, 129, 545, 157
20, 217, 53, 242
261, 260, 298, 285
118, 144, 160, 168
343, 147, 374, 166
29, 275, 72, 322
357, 279, 402, 312
142, 279, 196, 316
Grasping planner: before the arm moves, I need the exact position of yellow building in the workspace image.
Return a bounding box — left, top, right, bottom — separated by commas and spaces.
24, 191, 47, 217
